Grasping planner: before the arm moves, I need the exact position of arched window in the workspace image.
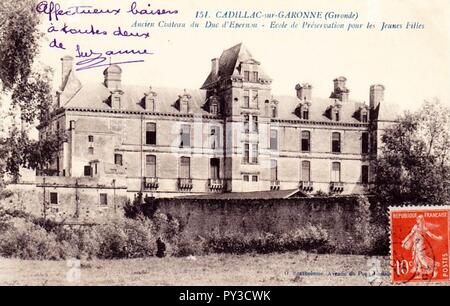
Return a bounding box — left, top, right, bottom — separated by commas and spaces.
331, 162, 341, 182
180, 156, 191, 178
334, 110, 340, 121
332, 132, 341, 153
301, 131, 311, 152
302, 107, 309, 120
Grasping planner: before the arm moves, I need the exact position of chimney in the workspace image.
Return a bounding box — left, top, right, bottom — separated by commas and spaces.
103, 64, 122, 90
331, 76, 349, 102
211, 58, 219, 77
60, 55, 74, 90
295, 83, 312, 101
370, 84, 385, 110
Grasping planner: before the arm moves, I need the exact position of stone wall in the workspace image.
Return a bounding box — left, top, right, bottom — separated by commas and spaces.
150, 196, 376, 247
0, 176, 128, 223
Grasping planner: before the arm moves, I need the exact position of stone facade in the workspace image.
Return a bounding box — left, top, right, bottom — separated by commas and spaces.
37, 43, 396, 201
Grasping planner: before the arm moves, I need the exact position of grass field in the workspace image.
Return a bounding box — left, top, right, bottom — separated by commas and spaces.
0, 252, 391, 286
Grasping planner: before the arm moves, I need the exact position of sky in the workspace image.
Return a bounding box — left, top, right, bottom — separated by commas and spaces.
28, 0, 450, 112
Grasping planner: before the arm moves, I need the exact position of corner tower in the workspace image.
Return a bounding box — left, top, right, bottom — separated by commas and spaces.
201, 43, 273, 192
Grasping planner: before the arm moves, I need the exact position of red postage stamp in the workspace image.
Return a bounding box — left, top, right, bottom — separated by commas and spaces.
390, 206, 450, 283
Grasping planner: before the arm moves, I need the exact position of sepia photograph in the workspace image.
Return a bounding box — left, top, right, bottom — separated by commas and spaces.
0, 0, 449, 293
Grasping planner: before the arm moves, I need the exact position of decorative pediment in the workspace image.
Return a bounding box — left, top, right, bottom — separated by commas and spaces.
178, 89, 192, 113
106, 89, 124, 109
142, 86, 157, 110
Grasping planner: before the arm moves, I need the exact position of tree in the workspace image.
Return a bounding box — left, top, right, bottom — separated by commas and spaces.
374, 99, 450, 205
0, 0, 41, 90
0, 0, 64, 183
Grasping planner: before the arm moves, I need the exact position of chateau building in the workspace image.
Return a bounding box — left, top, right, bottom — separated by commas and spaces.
39, 43, 395, 199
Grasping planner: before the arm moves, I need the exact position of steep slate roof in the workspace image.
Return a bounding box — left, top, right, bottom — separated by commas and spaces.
63, 83, 211, 115
273, 95, 368, 123
58, 42, 396, 122
201, 43, 271, 89
61, 81, 391, 123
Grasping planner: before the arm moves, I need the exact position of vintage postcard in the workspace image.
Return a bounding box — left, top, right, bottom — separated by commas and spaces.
0, 0, 449, 293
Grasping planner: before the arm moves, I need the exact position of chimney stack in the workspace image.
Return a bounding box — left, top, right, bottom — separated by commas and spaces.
60, 56, 74, 90
370, 84, 385, 110
330, 76, 349, 102
295, 83, 313, 101
103, 64, 122, 90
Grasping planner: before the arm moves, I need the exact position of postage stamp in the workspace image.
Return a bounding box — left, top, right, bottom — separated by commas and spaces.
390, 206, 450, 283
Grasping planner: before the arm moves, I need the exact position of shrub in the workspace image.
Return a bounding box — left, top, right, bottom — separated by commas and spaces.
95, 218, 157, 259
0, 217, 67, 260
206, 224, 332, 255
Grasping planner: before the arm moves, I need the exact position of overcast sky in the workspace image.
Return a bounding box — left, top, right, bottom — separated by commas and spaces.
34, 0, 450, 111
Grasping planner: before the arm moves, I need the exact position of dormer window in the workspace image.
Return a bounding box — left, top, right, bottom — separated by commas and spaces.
210, 103, 218, 115
271, 106, 278, 118
109, 89, 124, 109
252, 71, 258, 82
244, 71, 250, 82
178, 89, 191, 113
362, 113, 368, 123
302, 109, 309, 120
335, 110, 340, 122
208, 95, 220, 115
143, 86, 157, 111
270, 99, 279, 118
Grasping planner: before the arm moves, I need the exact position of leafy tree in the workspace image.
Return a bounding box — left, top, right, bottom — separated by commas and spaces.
0, 0, 64, 182
374, 99, 450, 205
0, 0, 42, 90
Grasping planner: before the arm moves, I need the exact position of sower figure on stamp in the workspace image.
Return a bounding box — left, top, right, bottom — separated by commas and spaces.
401, 215, 443, 278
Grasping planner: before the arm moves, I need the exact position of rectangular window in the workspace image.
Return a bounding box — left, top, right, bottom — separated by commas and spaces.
270, 129, 278, 150
180, 124, 191, 147
210, 158, 220, 180
244, 143, 250, 163
146, 122, 156, 145
145, 155, 156, 178
243, 90, 250, 108
301, 131, 311, 152
332, 132, 341, 153
99, 193, 108, 206
252, 175, 258, 182
210, 126, 220, 149
270, 159, 278, 181
250, 92, 258, 109
271, 106, 278, 118
301, 161, 311, 182
84, 165, 92, 177
302, 109, 309, 120
244, 115, 250, 133
88, 135, 94, 142
335, 111, 340, 122
49, 192, 58, 205
244, 71, 250, 82
362, 132, 369, 154
332, 162, 341, 182
252, 71, 258, 82
251, 143, 259, 164
252, 116, 258, 132
210, 103, 218, 115
88, 147, 94, 155
362, 113, 368, 123
361, 165, 369, 184
243, 175, 249, 182
180, 157, 191, 179
114, 154, 123, 166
